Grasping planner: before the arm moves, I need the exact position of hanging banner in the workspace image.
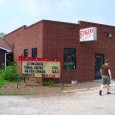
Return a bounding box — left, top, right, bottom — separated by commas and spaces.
80, 27, 97, 42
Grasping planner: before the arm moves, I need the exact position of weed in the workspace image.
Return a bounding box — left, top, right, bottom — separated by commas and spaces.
43, 80, 54, 87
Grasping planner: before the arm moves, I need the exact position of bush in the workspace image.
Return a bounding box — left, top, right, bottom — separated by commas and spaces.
43, 80, 54, 87
0, 63, 19, 81
0, 77, 5, 88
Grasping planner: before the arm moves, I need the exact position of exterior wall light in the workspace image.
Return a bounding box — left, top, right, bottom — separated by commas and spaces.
108, 32, 112, 38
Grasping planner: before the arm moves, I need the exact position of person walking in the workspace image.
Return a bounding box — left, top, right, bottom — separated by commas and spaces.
99, 60, 112, 96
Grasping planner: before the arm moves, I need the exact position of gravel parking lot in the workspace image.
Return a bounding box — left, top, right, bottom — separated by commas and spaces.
0, 84, 115, 115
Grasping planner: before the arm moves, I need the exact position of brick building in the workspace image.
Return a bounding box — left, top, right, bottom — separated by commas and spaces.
0, 20, 115, 82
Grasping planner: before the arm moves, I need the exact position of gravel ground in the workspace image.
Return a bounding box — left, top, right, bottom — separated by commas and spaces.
0, 86, 115, 115
0, 80, 115, 115
0, 80, 101, 96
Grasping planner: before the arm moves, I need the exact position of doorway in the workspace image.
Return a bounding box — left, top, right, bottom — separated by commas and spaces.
95, 54, 104, 79
6, 53, 13, 66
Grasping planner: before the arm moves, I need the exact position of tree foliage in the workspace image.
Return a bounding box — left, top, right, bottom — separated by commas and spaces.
0, 33, 6, 39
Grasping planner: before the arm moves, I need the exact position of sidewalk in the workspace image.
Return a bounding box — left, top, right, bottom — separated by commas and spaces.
63, 79, 115, 93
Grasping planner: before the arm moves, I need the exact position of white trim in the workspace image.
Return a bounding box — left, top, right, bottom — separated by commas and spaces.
0, 46, 12, 52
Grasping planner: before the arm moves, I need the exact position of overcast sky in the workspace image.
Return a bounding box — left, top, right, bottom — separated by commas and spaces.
0, 0, 115, 34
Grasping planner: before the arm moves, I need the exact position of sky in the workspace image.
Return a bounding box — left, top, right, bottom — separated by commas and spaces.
1, 0, 115, 34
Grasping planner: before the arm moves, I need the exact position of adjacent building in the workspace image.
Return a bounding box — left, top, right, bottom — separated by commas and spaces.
0, 39, 12, 69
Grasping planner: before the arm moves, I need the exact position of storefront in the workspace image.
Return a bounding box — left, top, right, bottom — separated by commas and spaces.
1, 20, 115, 82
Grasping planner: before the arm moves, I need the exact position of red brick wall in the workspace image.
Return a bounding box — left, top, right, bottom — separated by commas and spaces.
43, 20, 81, 82
79, 21, 115, 81
4, 20, 115, 82
42, 20, 115, 82
4, 21, 43, 66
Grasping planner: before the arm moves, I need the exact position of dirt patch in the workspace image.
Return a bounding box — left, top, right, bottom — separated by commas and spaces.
0, 80, 101, 96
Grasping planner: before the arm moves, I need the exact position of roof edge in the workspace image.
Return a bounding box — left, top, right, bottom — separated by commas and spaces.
0, 46, 12, 52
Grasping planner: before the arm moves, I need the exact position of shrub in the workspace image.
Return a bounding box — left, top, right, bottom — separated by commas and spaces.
43, 80, 54, 87
0, 63, 19, 81
0, 77, 5, 88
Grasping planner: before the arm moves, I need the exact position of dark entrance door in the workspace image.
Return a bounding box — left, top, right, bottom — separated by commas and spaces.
95, 54, 104, 79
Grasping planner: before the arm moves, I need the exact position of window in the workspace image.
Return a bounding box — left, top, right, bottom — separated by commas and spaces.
32, 48, 37, 57
64, 48, 76, 70
24, 49, 28, 57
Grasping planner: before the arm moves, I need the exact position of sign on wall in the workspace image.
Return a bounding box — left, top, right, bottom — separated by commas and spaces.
18, 56, 60, 78
80, 27, 97, 42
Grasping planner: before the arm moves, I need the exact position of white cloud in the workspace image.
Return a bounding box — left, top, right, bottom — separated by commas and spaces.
21, 0, 38, 16
48, 0, 76, 14
0, 0, 4, 4
20, 0, 77, 17
12, 17, 22, 26
5, 17, 23, 33
1, 0, 115, 33
0, 0, 5, 7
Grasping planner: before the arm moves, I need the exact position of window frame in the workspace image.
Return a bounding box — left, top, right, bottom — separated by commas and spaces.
32, 48, 37, 58
24, 49, 28, 57
63, 48, 76, 70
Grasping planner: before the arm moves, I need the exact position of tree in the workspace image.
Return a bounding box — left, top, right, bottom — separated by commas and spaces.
0, 33, 6, 39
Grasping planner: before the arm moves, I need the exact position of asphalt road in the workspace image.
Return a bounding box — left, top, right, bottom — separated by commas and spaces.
0, 86, 115, 115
